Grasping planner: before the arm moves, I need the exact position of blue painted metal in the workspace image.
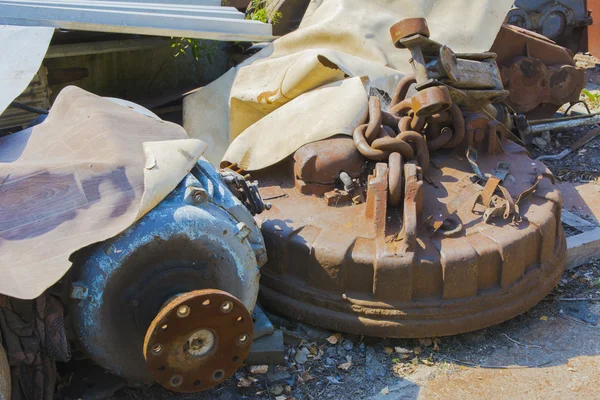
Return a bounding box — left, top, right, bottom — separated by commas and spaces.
509, 0, 591, 51
69, 158, 266, 382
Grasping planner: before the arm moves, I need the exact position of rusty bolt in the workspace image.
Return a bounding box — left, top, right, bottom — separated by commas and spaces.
169, 375, 183, 387
70, 281, 88, 300
191, 187, 208, 204
220, 301, 234, 313
234, 222, 251, 241
177, 305, 191, 318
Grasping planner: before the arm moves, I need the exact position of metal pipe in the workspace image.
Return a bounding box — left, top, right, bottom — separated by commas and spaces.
523, 113, 600, 135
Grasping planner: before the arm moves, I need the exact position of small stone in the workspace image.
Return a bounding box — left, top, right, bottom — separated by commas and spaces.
532, 136, 548, 150
366, 346, 386, 380
394, 347, 411, 354
295, 347, 310, 364
325, 357, 336, 366
360, 343, 366, 352
265, 370, 291, 383
327, 334, 341, 344
343, 340, 354, 351
296, 323, 331, 341
326, 347, 337, 356
541, 131, 551, 143
249, 365, 268, 375
268, 384, 284, 396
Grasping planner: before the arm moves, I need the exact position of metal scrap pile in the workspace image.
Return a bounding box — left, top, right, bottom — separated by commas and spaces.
2, 4, 599, 399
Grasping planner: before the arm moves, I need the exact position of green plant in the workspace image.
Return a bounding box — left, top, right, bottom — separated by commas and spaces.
246, 0, 282, 25
171, 38, 217, 63
582, 88, 600, 109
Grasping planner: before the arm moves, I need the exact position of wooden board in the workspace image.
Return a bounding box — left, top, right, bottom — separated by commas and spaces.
567, 228, 600, 270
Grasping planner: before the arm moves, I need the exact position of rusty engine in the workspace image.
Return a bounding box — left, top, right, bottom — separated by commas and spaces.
252, 18, 567, 338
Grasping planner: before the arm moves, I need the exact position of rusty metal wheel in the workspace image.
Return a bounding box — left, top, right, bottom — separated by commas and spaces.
390, 18, 430, 48
143, 289, 253, 393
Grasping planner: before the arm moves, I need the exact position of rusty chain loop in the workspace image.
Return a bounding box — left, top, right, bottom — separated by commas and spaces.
353, 76, 468, 206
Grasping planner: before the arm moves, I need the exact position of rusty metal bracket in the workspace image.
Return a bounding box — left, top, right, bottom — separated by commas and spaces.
426, 181, 481, 234
479, 161, 511, 206
466, 148, 486, 180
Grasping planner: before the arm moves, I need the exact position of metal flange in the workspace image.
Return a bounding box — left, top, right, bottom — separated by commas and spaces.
143, 289, 253, 393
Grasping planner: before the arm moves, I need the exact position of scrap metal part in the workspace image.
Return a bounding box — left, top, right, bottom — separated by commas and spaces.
68, 158, 266, 390
253, 18, 566, 338
491, 24, 585, 119
507, 0, 592, 52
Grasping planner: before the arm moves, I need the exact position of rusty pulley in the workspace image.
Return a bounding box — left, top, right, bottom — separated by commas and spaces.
143, 289, 253, 393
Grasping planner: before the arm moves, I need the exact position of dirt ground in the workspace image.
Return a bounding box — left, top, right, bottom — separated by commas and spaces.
105, 55, 600, 400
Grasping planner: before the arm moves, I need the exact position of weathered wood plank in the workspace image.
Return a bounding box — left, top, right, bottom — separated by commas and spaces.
567, 227, 600, 270
562, 208, 598, 232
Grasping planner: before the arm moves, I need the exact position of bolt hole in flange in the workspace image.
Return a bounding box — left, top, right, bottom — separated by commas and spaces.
143, 289, 254, 393
212, 370, 225, 381
151, 344, 162, 355
238, 334, 249, 344
220, 301, 233, 313
177, 305, 191, 318
170, 375, 183, 387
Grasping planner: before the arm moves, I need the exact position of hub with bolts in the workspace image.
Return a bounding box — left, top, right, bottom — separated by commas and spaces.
143, 289, 253, 393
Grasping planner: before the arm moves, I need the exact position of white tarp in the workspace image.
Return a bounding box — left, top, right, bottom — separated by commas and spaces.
0, 25, 54, 115
183, 0, 514, 169
0, 87, 207, 299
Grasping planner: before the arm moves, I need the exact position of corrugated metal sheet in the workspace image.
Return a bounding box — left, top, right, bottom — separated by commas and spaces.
0, 0, 275, 41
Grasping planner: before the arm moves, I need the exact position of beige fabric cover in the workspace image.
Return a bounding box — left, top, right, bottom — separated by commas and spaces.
0, 86, 207, 299
183, 0, 514, 169
0, 25, 54, 116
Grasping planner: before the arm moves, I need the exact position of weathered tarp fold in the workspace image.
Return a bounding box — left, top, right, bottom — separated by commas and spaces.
183, 0, 514, 169
0, 86, 207, 299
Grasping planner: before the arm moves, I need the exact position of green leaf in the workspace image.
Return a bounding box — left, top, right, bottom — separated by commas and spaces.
582, 89, 598, 102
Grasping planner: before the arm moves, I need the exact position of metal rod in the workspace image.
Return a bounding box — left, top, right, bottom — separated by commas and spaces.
525, 113, 600, 135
